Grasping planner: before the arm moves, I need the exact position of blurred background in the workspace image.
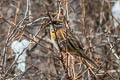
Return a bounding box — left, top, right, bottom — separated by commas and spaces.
0, 0, 120, 80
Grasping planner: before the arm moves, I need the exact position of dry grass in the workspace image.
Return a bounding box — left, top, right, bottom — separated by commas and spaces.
0, 0, 120, 80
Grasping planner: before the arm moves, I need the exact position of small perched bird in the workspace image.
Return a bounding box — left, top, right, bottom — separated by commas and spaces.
50, 23, 98, 68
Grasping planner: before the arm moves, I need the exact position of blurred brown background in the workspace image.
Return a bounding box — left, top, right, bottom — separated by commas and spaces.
0, 0, 120, 80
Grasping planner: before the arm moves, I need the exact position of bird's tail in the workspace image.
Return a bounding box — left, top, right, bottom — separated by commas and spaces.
81, 54, 98, 68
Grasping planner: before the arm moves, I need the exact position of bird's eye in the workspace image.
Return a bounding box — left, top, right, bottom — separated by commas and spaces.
52, 31, 55, 33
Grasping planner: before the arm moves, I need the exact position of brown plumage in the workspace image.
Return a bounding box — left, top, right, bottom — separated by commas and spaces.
50, 25, 98, 68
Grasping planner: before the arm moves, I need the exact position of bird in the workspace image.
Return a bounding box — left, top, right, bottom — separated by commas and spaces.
50, 23, 98, 68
